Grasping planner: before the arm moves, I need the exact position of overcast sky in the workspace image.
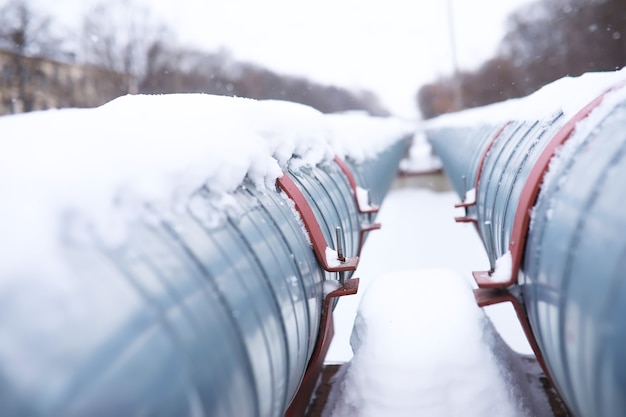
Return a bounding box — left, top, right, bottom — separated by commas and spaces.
25, 0, 534, 118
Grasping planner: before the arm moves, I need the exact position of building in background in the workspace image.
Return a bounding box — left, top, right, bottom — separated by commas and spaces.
0, 49, 134, 115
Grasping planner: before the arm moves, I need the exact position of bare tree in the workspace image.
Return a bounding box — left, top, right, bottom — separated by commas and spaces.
0, 0, 65, 112
500, 0, 626, 92
81, 0, 171, 92
0, 0, 63, 57
417, 0, 626, 118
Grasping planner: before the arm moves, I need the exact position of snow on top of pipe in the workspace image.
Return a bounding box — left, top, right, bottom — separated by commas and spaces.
325, 111, 414, 162
0, 93, 413, 276
399, 130, 443, 174
355, 186, 375, 211
425, 67, 626, 128
531, 75, 626, 233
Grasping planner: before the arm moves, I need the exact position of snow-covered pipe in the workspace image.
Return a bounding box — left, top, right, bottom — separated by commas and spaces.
425, 74, 626, 417
0, 145, 408, 417
0, 95, 413, 417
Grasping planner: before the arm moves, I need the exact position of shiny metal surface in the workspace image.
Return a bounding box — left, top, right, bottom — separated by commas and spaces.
427, 92, 626, 417
427, 124, 500, 198
346, 137, 410, 206
524, 103, 626, 417
0, 137, 405, 417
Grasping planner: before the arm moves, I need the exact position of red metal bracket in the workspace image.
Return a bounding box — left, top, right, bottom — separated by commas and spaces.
455, 216, 477, 224
454, 123, 511, 227
454, 200, 475, 209
285, 278, 360, 417
334, 157, 380, 214
455, 122, 512, 211
277, 173, 359, 272
358, 222, 382, 254
334, 157, 382, 254
473, 269, 496, 285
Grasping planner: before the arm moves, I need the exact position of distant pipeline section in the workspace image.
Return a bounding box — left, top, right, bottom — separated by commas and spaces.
426, 83, 626, 417
0, 139, 409, 417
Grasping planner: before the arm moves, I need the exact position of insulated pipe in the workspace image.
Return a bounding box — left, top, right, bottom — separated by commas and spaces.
426, 83, 626, 417
0, 139, 408, 417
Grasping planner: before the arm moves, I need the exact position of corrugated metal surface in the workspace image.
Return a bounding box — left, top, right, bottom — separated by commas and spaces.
428, 116, 563, 256
476, 115, 563, 257
524, 103, 626, 417
427, 91, 626, 417
346, 138, 410, 206
427, 124, 500, 197
290, 165, 359, 260
0, 138, 405, 417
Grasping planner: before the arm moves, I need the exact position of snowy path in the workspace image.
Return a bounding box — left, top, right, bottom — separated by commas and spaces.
321, 183, 551, 416
327, 184, 532, 363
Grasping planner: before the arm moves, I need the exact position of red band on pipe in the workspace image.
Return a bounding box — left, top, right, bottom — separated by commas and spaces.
476, 86, 622, 289
277, 173, 359, 272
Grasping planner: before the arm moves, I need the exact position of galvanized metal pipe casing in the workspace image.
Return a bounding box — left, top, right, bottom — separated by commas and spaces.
1, 181, 325, 417
427, 95, 626, 417
523, 103, 626, 417
0, 138, 406, 417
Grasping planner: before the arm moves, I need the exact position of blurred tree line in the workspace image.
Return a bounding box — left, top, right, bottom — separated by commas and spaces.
418, 0, 626, 119
0, 0, 389, 116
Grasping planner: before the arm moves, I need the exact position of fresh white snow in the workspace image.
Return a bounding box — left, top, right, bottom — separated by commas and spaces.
398, 130, 443, 174
425, 67, 626, 128
326, 247, 343, 268
326, 188, 532, 364
324, 69, 626, 417
355, 186, 375, 211
0, 94, 413, 278
464, 187, 477, 204
323, 279, 343, 296
530, 78, 626, 233
325, 111, 414, 163
323, 186, 541, 416
490, 250, 514, 284
4, 68, 626, 417
323, 269, 543, 417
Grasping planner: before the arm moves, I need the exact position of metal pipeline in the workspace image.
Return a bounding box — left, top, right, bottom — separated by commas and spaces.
0, 137, 409, 416
426, 82, 626, 417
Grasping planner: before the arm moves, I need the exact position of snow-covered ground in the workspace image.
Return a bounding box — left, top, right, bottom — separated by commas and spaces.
324, 269, 551, 417
326, 185, 532, 362
323, 183, 542, 417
